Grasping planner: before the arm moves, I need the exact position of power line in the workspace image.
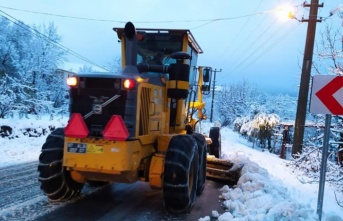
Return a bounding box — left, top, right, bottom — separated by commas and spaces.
1, 3, 335, 26
238, 22, 302, 73
0, 5, 125, 23
226, 1, 308, 75
1, 2, 334, 75
0, 10, 110, 71
219, 0, 266, 58
228, 18, 279, 74
0, 5, 281, 25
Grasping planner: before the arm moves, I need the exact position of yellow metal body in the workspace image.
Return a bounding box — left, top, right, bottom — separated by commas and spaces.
63, 27, 208, 189
189, 67, 207, 121
63, 79, 180, 187
64, 137, 154, 183
148, 134, 174, 188
149, 154, 165, 188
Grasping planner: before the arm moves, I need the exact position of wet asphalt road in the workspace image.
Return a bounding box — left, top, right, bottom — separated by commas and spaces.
0, 162, 226, 221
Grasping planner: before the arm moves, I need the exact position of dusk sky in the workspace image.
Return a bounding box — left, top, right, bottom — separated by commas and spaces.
0, 0, 342, 96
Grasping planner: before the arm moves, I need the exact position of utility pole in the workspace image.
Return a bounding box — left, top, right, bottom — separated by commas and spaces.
292, 0, 323, 156
210, 68, 222, 123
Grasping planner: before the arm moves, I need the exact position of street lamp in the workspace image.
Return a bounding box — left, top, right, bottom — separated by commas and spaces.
274, 4, 297, 21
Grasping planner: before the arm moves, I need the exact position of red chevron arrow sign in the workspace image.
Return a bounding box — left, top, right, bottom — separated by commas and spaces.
310, 75, 343, 115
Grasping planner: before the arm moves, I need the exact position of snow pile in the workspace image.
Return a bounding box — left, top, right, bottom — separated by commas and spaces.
0, 116, 67, 138
199, 154, 343, 220
216, 157, 317, 221
199, 126, 343, 221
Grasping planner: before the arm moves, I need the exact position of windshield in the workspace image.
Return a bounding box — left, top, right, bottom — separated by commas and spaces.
137, 32, 183, 66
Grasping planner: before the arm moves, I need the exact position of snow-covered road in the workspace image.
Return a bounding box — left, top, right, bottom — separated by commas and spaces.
0, 162, 102, 221
1, 118, 343, 220
0, 161, 226, 221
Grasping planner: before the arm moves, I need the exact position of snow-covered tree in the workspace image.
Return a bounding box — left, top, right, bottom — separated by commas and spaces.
0, 19, 67, 118
0, 75, 16, 118
106, 57, 122, 74
215, 79, 263, 126
314, 23, 343, 75
26, 23, 67, 115
239, 112, 280, 145
265, 94, 296, 121
78, 65, 95, 73
0, 18, 16, 77
214, 79, 295, 127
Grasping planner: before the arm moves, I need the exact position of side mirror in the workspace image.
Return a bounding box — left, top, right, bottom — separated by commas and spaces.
203, 68, 210, 83
201, 67, 211, 95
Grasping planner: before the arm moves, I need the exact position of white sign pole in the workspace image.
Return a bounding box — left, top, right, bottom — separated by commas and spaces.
316, 114, 331, 220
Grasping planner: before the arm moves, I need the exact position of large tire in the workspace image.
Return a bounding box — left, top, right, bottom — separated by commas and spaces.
37, 128, 84, 201
209, 127, 221, 158
163, 134, 199, 214
191, 133, 207, 196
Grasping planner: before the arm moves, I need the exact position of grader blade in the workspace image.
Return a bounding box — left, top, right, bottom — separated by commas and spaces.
206, 156, 241, 184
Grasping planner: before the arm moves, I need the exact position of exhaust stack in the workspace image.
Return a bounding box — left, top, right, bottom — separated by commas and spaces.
124, 22, 137, 66
120, 22, 140, 76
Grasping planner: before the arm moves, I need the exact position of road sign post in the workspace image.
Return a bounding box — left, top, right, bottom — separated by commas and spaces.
316, 114, 331, 220
310, 75, 343, 220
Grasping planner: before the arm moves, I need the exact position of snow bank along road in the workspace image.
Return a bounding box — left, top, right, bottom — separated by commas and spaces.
0, 161, 225, 221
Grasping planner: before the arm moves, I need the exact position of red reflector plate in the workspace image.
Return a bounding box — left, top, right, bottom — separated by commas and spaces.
103, 115, 129, 141
64, 113, 89, 138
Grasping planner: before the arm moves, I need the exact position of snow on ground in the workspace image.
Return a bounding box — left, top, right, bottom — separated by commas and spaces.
199, 126, 343, 221
0, 118, 343, 221
0, 116, 67, 167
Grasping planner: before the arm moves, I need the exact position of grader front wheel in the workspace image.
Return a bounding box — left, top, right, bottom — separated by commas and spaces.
37, 128, 84, 201
163, 134, 199, 214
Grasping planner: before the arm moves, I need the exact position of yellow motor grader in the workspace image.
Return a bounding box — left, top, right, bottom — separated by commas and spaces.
37, 22, 228, 214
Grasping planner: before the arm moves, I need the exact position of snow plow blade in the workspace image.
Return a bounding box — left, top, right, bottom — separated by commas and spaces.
206, 156, 242, 184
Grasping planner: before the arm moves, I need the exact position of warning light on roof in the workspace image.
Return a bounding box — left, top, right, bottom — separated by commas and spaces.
137, 33, 145, 41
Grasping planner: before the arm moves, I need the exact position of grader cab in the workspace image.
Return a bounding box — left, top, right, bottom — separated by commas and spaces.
38, 22, 225, 214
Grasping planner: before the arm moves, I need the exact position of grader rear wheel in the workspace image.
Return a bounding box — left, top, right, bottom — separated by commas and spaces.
163, 134, 199, 214
191, 133, 207, 196
37, 128, 84, 201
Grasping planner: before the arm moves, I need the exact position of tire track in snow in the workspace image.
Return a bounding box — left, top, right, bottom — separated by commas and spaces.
0, 161, 37, 175
0, 162, 101, 221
